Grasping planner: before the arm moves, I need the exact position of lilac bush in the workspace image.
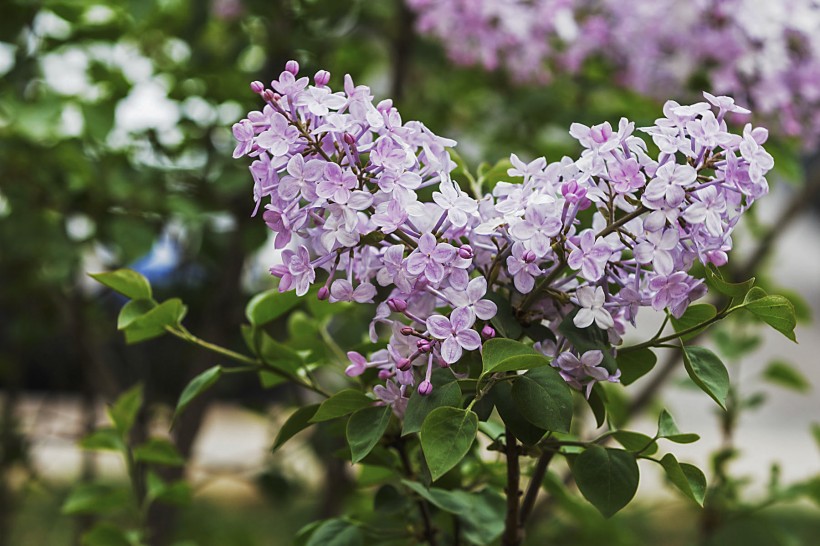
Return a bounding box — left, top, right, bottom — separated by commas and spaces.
408, 0, 820, 145
232, 61, 772, 412
93, 60, 799, 546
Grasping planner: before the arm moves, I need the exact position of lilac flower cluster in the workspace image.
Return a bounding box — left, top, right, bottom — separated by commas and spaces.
407, 0, 820, 145
233, 62, 772, 416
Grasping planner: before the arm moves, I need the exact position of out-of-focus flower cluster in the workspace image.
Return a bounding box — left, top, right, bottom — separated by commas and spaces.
407, 0, 820, 146
233, 61, 772, 416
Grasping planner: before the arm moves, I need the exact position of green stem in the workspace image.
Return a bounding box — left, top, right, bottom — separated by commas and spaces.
166, 325, 330, 397
618, 306, 735, 354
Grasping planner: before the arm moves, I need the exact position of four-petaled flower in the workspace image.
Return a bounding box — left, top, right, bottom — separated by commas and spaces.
446, 276, 498, 320
574, 286, 614, 330
426, 307, 481, 364
567, 230, 612, 281
270, 245, 315, 296
406, 232, 456, 283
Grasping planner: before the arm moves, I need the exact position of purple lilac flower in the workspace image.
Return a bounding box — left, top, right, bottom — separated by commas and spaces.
426, 307, 481, 364
567, 230, 612, 281
233, 60, 772, 405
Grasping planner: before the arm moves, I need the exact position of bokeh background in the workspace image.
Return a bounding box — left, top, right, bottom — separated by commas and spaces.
0, 1, 818, 545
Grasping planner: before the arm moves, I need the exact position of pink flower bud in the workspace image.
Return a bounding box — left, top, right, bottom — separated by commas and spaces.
417, 339, 432, 353
343, 132, 356, 145
378, 369, 393, 380
524, 250, 537, 263
397, 358, 412, 371
400, 326, 415, 336
317, 286, 329, 300
250, 81, 265, 94
285, 60, 299, 75
481, 325, 496, 339
458, 245, 474, 259
314, 70, 331, 86
417, 380, 433, 396
262, 89, 276, 103
387, 298, 407, 313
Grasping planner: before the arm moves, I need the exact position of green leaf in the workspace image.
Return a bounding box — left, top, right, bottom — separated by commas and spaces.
812, 423, 820, 451
401, 481, 505, 544
256, 335, 304, 374
246, 288, 302, 326
586, 383, 607, 428
133, 438, 185, 466
89, 269, 151, 300
682, 346, 730, 410
511, 367, 573, 433
617, 348, 657, 386
272, 404, 320, 451
657, 409, 701, 443
109, 384, 143, 438
402, 480, 471, 514
82, 523, 133, 546
258, 370, 288, 389
659, 454, 707, 506
117, 299, 157, 330
657, 409, 680, 437
490, 381, 546, 446
480, 338, 540, 376
612, 431, 657, 456
478, 158, 513, 192
80, 428, 125, 452
311, 389, 373, 423
346, 406, 391, 463
145, 471, 192, 506
571, 446, 640, 518
175, 366, 222, 419
713, 330, 761, 359
420, 407, 478, 481
671, 304, 717, 341
762, 360, 810, 392
704, 265, 754, 299
305, 519, 363, 546
62, 484, 130, 515
123, 298, 186, 344
742, 288, 797, 342
403, 381, 462, 436
457, 488, 506, 545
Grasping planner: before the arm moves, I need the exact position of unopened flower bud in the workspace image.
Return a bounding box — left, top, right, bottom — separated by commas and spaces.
458, 245, 474, 259
317, 286, 329, 300
400, 326, 415, 336
250, 81, 265, 94
314, 70, 331, 86
262, 89, 276, 103
378, 369, 393, 380
417, 339, 432, 353
523, 250, 537, 263
343, 132, 356, 145
387, 298, 407, 313
397, 357, 412, 371
417, 380, 433, 396
481, 324, 496, 339
285, 60, 299, 75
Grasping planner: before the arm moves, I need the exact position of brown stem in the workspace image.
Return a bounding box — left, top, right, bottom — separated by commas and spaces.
519, 450, 555, 529
502, 427, 523, 546
396, 439, 438, 546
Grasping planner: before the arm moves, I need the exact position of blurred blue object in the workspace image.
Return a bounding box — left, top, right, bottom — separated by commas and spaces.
128, 233, 181, 290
